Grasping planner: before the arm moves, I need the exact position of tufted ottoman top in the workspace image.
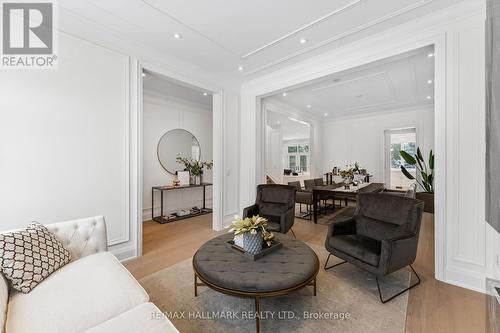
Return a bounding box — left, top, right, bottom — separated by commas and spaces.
193, 233, 319, 293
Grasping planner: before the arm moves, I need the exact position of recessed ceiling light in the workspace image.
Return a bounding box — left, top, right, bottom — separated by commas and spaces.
324, 113, 328, 117
282, 92, 287, 97
306, 104, 311, 109
141, 72, 146, 77
300, 38, 308, 44
238, 66, 244, 71
427, 80, 433, 84
426, 95, 432, 100
173, 33, 182, 39
277, 120, 281, 125
203, 92, 208, 96
427, 53, 434, 58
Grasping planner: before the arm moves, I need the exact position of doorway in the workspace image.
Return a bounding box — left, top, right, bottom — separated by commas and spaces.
242, 39, 443, 280
136, 66, 221, 257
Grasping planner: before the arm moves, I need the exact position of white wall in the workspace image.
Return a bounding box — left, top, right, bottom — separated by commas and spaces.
142, 91, 213, 220
240, 1, 491, 293
0, 27, 241, 261
0, 33, 133, 259
321, 107, 434, 185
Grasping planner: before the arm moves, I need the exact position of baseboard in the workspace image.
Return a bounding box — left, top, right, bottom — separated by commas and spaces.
223, 214, 236, 230
110, 245, 137, 262
445, 265, 487, 293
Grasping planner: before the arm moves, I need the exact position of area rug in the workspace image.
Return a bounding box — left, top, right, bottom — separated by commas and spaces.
139, 244, 411, 333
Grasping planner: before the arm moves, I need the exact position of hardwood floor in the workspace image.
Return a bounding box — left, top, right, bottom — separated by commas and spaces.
125, 212, 485, 333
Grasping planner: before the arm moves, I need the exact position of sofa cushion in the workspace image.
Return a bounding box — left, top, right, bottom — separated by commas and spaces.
329, 235, 381, 267
84, 302, 179, 333
0, 222, 71, 293
6, 252, 149, 333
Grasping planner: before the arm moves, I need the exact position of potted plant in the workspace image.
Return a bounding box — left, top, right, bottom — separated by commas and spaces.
176, 156, 213, 185
400, 148, 435, 213
229, 215, 274, 255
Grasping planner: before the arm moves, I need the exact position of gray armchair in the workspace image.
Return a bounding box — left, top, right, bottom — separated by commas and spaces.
324, 193, 424, 303
243, 184, 296, 236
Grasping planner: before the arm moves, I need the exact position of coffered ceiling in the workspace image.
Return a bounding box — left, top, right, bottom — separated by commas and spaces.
56, 0, 461, 80
267, 111, 310, 141
263, 46, 435, 120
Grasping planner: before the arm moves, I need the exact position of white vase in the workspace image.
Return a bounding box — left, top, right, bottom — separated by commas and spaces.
233, 234, 243, 247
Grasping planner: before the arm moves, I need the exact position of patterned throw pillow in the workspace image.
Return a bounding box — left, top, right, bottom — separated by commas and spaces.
0, 222, 71, 293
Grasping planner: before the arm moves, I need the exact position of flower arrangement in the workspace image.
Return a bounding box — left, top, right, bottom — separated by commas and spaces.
339, 162, 366, 179
229, 215, 275, 247
176, 156, 213, 176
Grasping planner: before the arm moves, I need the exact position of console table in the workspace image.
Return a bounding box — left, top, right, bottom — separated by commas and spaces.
152, 183, 212, 224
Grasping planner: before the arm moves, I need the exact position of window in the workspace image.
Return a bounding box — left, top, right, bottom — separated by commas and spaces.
385, 129, 417, 189
286, 144, 309, 172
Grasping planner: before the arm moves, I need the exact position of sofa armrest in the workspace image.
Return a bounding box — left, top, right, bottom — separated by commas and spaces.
380, 234, 418, 274
242, 204, 259, 218
45, 216, 108, 261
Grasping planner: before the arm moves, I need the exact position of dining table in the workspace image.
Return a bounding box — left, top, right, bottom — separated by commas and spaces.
312, 182, 385, 223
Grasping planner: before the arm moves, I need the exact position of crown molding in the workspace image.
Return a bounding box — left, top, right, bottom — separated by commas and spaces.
243, 0, 434, 76
242, 0, 363, 58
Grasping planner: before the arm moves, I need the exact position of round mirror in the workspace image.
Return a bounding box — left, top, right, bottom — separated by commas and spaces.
157, 129, 201, 174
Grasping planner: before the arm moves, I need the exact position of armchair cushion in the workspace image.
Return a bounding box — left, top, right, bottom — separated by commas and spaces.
328, 235, 381, 267
259, 203, 289, 216
259, 186, 294, 205
356, 193, 416, 226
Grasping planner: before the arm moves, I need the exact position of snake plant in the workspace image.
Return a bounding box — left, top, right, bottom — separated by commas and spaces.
400, 147, 434, 193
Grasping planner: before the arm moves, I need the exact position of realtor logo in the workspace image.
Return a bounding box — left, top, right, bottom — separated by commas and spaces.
1, 1, 57, 68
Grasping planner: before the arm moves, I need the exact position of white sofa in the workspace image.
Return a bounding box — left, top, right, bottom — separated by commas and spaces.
0, 216, 179, 333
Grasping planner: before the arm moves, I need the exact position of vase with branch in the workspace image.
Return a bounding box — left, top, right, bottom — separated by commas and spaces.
176, 156, 213, 185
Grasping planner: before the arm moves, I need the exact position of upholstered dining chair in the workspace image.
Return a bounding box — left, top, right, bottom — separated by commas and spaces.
288, 181, 313, 220
304, 178, 335, 213
243, 184, 297, 236
303, 179, 316, 190
324, 193, 424, 303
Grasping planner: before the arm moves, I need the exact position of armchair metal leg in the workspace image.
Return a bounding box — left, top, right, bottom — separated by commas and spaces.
375, 264, 421, 304
289, 228, 296, 238
324, 253, 347, 270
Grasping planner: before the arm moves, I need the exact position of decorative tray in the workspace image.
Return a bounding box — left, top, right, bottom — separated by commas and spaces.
226, 240, 283, 261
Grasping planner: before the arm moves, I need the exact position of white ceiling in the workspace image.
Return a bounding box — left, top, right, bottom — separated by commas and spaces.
143, 71, 213, 109
57, 0, 462, 80
267, 111, 310, 141
263, 45, 435, 120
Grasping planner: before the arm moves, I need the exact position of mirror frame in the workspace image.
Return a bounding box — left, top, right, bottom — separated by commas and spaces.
156, 128, 201, 175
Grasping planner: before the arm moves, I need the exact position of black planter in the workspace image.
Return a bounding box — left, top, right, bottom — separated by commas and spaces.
416, 192, 434, 213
